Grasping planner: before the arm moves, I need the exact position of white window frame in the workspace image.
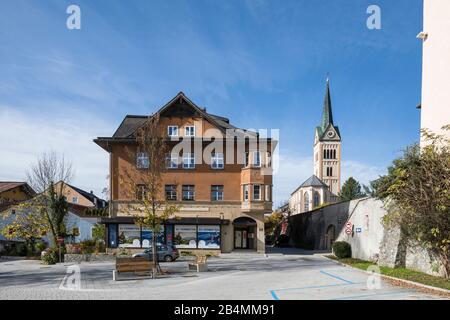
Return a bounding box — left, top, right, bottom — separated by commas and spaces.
167, 126, 179, 137
166, 153, 178, 169
243, 152, 249, 167
72, 196, 78, 204
182, 185, 195, 201
211, 185, 224, 201
265, 185, 271, 202
136, 152, 149, 169
253, 185, 261, 201
253, 151, 261, 167
165, 185, 177, 201
211, 152, 224, 169
182, 153, 195, 169
185, 125, 195, 137
243, 185, 249, 201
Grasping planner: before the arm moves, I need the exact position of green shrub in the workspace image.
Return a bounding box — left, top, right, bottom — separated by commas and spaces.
41, 248, 58, 265
35, 242, 47, 253
332, 241, 352, 259
15, 243, 27, 256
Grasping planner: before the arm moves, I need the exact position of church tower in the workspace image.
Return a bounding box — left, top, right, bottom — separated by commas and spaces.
313, 79, 342, 196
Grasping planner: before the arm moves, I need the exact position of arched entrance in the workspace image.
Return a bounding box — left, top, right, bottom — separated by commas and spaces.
325, 225, 335, 250
233, 217, 257, 250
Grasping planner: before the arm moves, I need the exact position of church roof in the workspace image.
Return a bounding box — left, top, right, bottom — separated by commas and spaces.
316, 79, 341, 141
291, 175, 329, 195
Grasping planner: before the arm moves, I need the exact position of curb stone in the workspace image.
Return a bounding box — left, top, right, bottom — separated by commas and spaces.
324, 256, 450, 297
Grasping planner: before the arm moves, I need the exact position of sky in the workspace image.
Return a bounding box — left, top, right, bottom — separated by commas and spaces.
0, 0, 423, 206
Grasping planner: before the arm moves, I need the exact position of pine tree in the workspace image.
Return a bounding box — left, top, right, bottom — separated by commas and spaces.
338, 177, 365, 201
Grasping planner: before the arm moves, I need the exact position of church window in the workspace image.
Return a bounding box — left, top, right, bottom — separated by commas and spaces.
313, 192, 320, 208
304, 192, 310, 212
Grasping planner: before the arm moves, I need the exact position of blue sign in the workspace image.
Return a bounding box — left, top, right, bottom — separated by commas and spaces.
356, 227, 362, 233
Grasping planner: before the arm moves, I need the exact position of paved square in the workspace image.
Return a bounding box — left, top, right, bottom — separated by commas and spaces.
0, 248, 446, 300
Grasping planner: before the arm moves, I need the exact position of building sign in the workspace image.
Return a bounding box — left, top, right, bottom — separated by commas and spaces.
198, 225, 220, 249
355, 227, 362, 233
174, 225, 197, 248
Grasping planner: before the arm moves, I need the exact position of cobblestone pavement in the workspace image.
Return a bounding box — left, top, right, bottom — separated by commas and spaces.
0, 249, 447, 300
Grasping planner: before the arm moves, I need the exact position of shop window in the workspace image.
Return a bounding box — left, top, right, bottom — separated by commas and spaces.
173, 225, 197, 248
141, 226, 165, 248
198, 225, 220, 249
211, 185, 224, 201
182, 185, 195, 201
118, 225, 141, 248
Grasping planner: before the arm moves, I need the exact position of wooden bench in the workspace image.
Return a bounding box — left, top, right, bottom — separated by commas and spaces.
188, 255, 208, 272
113, 257, 156, 281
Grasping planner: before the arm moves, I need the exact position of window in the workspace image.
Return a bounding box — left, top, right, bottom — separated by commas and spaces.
243, 152, 249, 167
167, 126, 178, 137
72, 196, 78, 204
304, 192, 310, 211
253, 151, 261, 167
211, 185, 224, 201
182, 153, 195, 169
185, 126, 195, 137
136, 184, 148, 201
211, 153, 224, 169
313, 192, 320, 208
253, 185, 261, 200
182, 185, 195, 201
243, 185, 249, 201
165, 185, 177, 201
166, 153, 178, 169
326, 167, 333, 177
136, 152, 149, 169
266, 152, 272, 167
265, 185, 271, 202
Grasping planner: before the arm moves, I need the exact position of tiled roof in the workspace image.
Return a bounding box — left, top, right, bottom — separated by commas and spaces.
291, 175, 329, 195
0, 182, 26, 193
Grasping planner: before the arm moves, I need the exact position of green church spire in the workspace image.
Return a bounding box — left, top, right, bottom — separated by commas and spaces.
321, 78, 334, 131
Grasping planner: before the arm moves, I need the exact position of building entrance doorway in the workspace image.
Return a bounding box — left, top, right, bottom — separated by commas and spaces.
233, 217, 257, 250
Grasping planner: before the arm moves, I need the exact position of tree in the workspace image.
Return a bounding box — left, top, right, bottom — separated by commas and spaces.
7, 151, 74, 247
338, 177, 365, 201
1, 207, 49, 255
374, 126, 450, 278
124, 113, 179, 277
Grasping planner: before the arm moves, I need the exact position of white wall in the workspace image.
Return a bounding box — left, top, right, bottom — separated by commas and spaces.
336, 198, 386, 262
421, 0, 450, 144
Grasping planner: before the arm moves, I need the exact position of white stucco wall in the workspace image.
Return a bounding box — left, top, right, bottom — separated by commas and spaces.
65, 212, 97, 242
421, 0, 450, 144
336, 198, 386, 262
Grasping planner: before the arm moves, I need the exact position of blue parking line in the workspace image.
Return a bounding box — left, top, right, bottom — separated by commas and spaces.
268, 282, 365, 300
330, 290, 415, 300
270, 290, 280, 300
320, 270, 354, 284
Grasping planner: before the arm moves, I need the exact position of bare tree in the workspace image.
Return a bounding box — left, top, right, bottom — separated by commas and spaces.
27, 151, 74, 194
24, 151, 74, 247
122, 113, 178, 277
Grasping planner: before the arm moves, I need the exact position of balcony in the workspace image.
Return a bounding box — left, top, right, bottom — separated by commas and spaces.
241, 200, 272, 213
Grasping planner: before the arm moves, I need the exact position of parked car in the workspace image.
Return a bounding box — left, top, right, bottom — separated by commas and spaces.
132, 244, 179, 262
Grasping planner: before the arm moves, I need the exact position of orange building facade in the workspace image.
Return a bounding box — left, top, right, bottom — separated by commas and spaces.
95, 92, 276, 254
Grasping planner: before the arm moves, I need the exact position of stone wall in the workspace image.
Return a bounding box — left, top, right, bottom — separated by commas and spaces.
64, 253, 115, 263
288, 197, 445, 277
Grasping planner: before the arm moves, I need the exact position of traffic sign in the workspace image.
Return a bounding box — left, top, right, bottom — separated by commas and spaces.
345, 222, 353, 235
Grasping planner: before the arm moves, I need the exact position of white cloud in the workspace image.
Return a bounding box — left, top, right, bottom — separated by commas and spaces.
341, 160, 386, 187
0, 106, 111, 198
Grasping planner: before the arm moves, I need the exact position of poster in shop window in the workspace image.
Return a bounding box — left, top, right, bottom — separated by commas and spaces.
174, 225, 197, 248
198, 225, 220, 249
118, 225, 141, 248
142, 226, 165, 248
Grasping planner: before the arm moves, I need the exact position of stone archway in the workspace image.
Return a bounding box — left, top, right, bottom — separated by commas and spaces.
325, 225, 336, 250
233, 217, 257, 250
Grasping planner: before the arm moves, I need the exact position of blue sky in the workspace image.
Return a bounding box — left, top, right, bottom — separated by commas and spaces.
0, 0, 423, 206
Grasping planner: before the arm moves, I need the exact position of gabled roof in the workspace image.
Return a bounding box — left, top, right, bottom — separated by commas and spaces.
291, 175, 329, 195
65, 183, 106, 209
0, 182, 36, 196
94, 91, 257, 151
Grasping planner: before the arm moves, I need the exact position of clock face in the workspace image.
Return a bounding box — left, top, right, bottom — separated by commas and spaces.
327, 131, 335, 138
